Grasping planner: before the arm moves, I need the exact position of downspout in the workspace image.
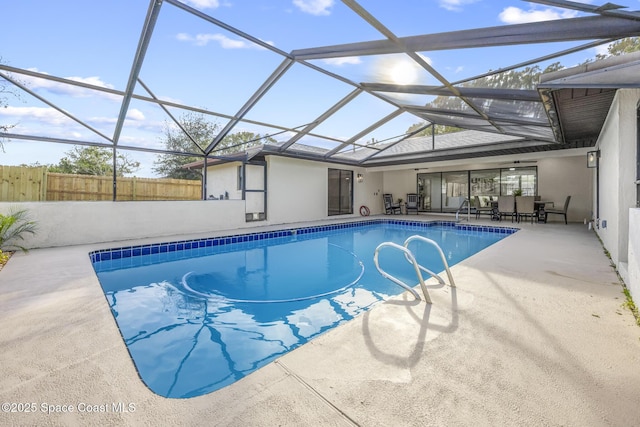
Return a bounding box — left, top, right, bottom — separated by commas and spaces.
112, 146, 117, 201
202, 156, 208, 200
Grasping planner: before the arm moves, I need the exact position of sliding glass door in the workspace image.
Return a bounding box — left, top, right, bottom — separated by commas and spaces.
417, 167, 537, 213
417, 173, 441, 212
442, 171, 469, 212
328, 168, 353, 216
471, 169, 500, 207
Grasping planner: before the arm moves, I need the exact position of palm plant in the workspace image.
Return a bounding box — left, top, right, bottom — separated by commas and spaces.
0, 208, 37, 253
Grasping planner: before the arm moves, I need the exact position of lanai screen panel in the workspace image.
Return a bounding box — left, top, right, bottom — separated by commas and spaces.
3, 0, 640, 176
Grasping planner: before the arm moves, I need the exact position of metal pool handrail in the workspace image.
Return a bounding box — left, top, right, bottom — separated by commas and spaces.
374, 241, 431, 303
373, 235, 456, 304
403, 235, 456, 289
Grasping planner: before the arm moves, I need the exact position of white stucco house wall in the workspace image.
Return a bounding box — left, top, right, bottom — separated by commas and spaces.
590, 89, 640, 301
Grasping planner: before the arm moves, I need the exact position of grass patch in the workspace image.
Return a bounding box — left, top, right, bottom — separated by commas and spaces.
622, 288, 640, 326
593, 230, 640, 327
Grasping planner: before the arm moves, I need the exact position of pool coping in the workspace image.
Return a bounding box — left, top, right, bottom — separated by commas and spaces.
89, 219, 518, 263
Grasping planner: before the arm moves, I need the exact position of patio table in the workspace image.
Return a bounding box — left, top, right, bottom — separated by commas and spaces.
535, 200, 553, 223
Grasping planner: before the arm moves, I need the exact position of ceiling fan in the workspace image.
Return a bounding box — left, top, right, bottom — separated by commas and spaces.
500, 160, 537, 165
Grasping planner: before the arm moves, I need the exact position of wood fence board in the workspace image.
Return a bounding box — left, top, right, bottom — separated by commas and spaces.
0, 166, 201, 201
0, 166, 46, 201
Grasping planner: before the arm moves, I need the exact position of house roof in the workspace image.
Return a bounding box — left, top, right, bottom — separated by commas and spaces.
539, 50, 640, 144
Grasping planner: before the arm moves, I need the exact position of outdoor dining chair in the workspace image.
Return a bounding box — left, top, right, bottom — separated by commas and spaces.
497, 196, 516, 222
516, 196, 536, 223
545, 195, 571, 224
474, 196, 494, 219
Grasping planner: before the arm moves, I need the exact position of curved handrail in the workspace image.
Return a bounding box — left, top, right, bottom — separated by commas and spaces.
373, 241, 432, 303
455, 198, 471, 222
403, 235, 456, 288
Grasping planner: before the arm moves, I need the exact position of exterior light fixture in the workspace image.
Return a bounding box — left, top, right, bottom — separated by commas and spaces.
357, 173, 364, 183
587, 150, 600, 168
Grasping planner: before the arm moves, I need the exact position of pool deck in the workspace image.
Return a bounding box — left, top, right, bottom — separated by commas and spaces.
1, 215, 639, 426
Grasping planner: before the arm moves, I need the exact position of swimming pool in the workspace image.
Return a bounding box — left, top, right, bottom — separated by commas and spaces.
91, 219, 516, 399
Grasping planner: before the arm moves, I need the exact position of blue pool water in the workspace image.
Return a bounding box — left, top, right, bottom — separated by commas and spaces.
91, 220, 516, 399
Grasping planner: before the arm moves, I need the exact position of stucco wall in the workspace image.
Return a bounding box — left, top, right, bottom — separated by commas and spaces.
629, 209, 640, 301
595, 89, 640, 267
537, 156, 593, 223
0, 201, 247, 249
266, 156, 383, 223
381, 169, 419, 210
205, 162, 241, 200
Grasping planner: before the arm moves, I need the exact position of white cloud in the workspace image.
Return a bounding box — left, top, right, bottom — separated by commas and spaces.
176, 32, 271, 49
499, 6, 578, 24
0, 106, 73, 126
22, 68, 119, 100
438, 0, 479, 12
126, 109, 145, 121
322, 57, 362, 66
293, 0, 334, 16
181, 0, 220, 9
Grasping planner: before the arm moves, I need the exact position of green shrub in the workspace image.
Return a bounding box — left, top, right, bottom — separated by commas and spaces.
0, 249, 9, 266
0, 208, 37, 253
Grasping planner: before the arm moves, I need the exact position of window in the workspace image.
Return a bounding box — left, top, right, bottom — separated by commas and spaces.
442, 171, 468, 212
328, 169, 353, 216
500, 167, 537, 195
237, 165, 243, 191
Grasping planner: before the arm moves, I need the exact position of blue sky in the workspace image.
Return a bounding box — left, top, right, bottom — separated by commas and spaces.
0, 0, 631, 177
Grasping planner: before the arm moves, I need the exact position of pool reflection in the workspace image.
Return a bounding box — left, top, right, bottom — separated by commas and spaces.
105, 279, 385, 398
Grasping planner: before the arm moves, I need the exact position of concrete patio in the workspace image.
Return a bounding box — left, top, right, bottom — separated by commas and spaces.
1, 217, 639, 426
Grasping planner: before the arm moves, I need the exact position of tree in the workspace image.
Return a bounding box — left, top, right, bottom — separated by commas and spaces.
405, 63, 564, 136
0, 57, 21, 152
153, 113, 220, 180
153, 112, 276, 179
405, 37, 640, 136
406, 122, 463, 138
48, 145, 140, 176
216, 131, 277, 155
596, 37, 640, 60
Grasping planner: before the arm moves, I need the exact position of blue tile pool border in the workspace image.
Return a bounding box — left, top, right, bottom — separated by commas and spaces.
89, 219, 518, 264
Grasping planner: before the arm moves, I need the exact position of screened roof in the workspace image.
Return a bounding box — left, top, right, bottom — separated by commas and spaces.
2, 0, 640, 174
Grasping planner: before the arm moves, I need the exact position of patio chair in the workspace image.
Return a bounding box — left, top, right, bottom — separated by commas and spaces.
383, 193, 401, 215
497, 196, 516, 222
406, 193, 419, 214
474, 196, 494, 219
515, 196, 536, 223
545, 195, 571, 224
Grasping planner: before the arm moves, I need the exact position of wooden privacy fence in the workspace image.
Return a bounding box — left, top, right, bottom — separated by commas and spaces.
0, 166, 47, 201
0, 166, 201, 201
